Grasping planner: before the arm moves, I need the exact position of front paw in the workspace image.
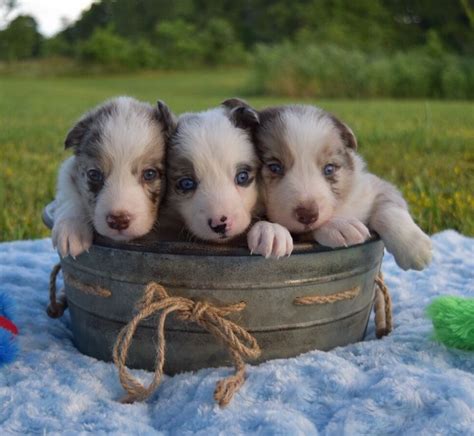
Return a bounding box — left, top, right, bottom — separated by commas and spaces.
388, 225, 432, 271
247, 221, 293, 259
313, 217, 370, 248
52, 219, 93, 258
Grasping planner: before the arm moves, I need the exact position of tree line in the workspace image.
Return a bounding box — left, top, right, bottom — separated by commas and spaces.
1, 0, 473, 65
1, 0, 473, 98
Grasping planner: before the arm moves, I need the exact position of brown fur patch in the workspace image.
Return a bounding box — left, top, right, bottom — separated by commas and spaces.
256, 107, 295, 171
167, 152, 197, 195
328, 113, 358, 150
314, 135, 355, 200
65, 101, 118, 152
316, 144, 354, 171
151, 100, 176, 140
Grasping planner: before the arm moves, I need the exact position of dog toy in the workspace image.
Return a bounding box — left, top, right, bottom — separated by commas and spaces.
0, 292, 19, 366
426, 296, 474, 351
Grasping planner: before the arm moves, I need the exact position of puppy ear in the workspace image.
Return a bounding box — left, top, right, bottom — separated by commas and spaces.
156, 100, 176, 139
64, 102, 114, 151
221, 97, 250, 110
64, 116, 94, 150
330, 114, 358, 150
222, 98, 260, 131
230, 106, 260, 130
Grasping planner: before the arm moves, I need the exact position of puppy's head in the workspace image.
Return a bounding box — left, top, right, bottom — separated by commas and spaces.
256, 105, 358, 233
167, 102, 259, 242
65, 96, 175, 241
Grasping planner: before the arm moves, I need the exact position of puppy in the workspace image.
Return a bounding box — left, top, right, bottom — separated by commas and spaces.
223, 100, 432, 270
52, 96, 175, 257
162, 103, 293, 258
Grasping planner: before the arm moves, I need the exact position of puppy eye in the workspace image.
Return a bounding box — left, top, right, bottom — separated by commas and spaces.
87, 169, 103, 183
177, 177, 197, 192
235, 170, 250, 186
268, 163, 284, 175
143, 168, 159, 182
323, 164, 336, 176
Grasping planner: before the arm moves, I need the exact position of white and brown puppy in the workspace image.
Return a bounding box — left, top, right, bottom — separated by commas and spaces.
52, 96, 175, 257
163, 104, 292, 258
223, 100, 432, 270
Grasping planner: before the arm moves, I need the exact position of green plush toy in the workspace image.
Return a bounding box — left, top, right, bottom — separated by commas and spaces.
427, 296, 474, 351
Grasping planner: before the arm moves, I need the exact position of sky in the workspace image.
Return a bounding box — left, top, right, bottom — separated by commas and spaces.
7, 0, 95, 36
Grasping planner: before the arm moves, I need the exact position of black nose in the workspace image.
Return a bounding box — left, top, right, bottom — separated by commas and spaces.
106, 213, 130, 230
294, 206, 319, 225
208, 219, 227, 234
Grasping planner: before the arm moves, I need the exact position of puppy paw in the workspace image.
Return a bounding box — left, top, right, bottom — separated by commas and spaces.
247, 221, 294, 259
388, 225, 432, 271
313, 217, 371, 248
52, 219, 93, 258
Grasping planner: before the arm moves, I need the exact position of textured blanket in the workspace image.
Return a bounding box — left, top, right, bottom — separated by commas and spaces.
0, 231, 473, 434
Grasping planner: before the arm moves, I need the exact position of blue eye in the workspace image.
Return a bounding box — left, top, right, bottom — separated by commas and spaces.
268, 163, 283, 175
235, 170, 250, 186
324, 164, 336, 176
177, 177, 197, 192
143, 168, 159, 181
87, 169, 103, 183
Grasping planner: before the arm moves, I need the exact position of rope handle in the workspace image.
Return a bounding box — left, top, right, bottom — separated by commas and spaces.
293, 273, 392, 338
294, 286, 360, 305
47, 263, 68, 318
47, 263, 111, 319
373, 273, 393, 338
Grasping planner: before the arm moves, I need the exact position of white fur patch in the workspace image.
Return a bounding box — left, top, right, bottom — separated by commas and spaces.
100, 97, 163, 167
170, 108, 258, 242
282, 107, 335, 156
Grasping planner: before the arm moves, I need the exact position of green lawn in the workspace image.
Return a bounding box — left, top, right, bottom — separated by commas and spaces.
1, 69, 473, 241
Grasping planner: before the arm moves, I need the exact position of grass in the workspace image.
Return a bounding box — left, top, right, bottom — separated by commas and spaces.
0, 69, 473, 241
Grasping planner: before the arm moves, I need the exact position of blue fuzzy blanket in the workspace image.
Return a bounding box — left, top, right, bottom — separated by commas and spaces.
0, 232, 473, 434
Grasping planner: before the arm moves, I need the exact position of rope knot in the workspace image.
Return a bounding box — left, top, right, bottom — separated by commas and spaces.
112, 282, 260, 407
178, 300, 209, 323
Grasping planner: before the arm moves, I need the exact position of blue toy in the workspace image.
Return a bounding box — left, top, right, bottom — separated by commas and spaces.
0, 292, 18, 366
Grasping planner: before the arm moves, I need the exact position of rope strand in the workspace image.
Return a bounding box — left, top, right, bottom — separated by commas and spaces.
293, 273, 392, 338
294, 286, 360, 305
47, 263, 68, 318
112, 282, 261, 407
374, 273, 393, 338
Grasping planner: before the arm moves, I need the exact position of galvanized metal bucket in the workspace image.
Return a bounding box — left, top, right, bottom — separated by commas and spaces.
43, 202, 384, 374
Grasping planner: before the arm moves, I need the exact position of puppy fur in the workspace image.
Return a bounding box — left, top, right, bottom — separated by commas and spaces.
236, 102, 432, 270
162, 104, 293, 258
52, 96, 175, 257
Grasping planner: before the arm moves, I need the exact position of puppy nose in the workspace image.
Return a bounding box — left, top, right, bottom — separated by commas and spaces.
294, 206, 319, 225
106, 212, 131, 230
208, 218, 227, 234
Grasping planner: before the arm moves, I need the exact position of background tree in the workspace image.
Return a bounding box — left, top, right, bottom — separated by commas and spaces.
0, 14, 42, 60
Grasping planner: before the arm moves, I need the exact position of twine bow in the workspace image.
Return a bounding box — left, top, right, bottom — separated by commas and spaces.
112, 282, 261, 407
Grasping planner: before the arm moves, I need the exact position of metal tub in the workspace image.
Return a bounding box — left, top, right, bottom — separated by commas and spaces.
43, 202, 384, 374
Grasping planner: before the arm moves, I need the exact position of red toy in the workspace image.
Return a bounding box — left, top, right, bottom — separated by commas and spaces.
0, 293, 19, 366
